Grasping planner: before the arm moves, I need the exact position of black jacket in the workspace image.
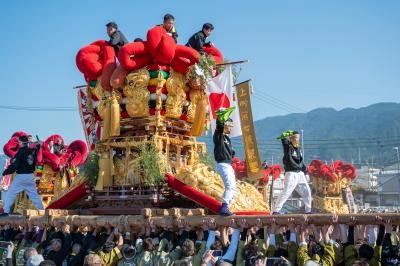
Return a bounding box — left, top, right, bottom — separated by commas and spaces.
186, 30, 209, 54
44, 233, 72, 266
109, 30, 128, 54
281, 138, 306, 173
213, 120, 234, 164
53, 143, 65, 155
3, 145, 41, 176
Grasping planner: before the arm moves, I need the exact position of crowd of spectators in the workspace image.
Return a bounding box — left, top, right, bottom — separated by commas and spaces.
0, 215, 399, 266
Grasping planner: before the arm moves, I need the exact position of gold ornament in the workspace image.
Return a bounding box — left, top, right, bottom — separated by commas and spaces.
165, 70, 188, 119
123, 68, 151, 118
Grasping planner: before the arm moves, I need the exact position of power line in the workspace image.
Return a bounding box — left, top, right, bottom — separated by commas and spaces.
252, 94, 300, 113
0, 105, 76, 112
254, 91, 307, 113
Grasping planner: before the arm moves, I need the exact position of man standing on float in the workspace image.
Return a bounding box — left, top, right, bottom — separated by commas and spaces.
1, 135, 44, 216
213, 108, 237, 216
273, 130, 312, 214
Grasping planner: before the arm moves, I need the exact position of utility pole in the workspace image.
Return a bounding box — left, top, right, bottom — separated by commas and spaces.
394, 147, 400, 174
301, 129, 304, 160
394, 147, 400, 205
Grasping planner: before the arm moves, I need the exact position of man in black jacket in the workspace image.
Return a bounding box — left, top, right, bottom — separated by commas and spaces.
186, 23, 214, 54
106, 22, 128, 54
2, 135, 44, 216
213, 118, 237, 216
273, 130, 312, 214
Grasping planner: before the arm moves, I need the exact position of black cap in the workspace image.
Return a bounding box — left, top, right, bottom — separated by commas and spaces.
19, 136, 28, 143
292, 130, 300, 135
106, 22, 118, 29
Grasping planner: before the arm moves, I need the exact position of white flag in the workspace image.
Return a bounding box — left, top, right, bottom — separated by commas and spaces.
206, 65, 242, 137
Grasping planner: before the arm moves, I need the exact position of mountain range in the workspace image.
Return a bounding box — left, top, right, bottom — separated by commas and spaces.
202, 102, 400, 168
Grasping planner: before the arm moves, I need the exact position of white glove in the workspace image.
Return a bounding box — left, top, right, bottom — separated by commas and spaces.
305, 174, 310, 182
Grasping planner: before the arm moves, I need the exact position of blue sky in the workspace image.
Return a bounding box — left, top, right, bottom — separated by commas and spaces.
0, 0, 399, 144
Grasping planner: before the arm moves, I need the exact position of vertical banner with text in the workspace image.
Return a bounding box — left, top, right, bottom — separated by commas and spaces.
235, 80, 263, 181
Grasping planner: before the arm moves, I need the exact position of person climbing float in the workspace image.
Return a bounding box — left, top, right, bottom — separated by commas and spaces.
213, 107, 237, 216
161, 14, 178, 42
273, 130, 312, 214
186, 23, 214, 54
106, 21, 128, 54
1, 135, 44, 216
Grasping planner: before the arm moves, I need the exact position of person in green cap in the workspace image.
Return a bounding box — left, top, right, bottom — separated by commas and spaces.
213, 107, 237, 216
273, 130, 312, 214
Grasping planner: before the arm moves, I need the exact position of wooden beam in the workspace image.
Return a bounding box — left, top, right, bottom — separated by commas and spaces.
1, 210, 400, 227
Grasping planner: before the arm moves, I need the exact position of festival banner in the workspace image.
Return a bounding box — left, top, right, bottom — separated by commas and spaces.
235, 80, 263, 180
206, 65, 242, 137
77, 88, 101, 151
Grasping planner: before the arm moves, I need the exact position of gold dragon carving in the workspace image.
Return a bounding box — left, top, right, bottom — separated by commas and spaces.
176, 161, 269, 212
312, 174, 352, 214
187, 89, 203, 123
123, 68, 150, 118
165, 70, 189, 119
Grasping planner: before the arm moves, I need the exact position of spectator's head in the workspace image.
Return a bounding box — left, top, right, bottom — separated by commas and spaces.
163, 14, 175, 31
106, 22, 118, 37
27, 254, 44, 266
304, 261, 320, 266
358, 244, 374, 260
243, 242, 258, 262
80, 225, 90, 233
57, 138, 62, 145
48, 140, 54, 147
181, 239, 195, 257
84, 254, 103, 266
102, 241, 115, 253
273, 260, 293, 266
121, 244, 136, 260
274, 247, 289, 259
50, 238, 62, 252
244, 251, 266, 266
173, 260, 191, 266
202, 23, 214, 37
211, 239, 223, 251
38, 260, 56, 266
143, 238, 155, 252
134, 38, 144, 42
352, 261, 370, 266
27, 135, 33, 142
112, 232, 122, 245
72, 243, 82, 255
24, 247, 38, 262
219, 262, 233, 266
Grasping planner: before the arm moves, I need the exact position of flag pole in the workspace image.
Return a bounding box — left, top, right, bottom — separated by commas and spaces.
73, 85, 87, 90
216, 60, 249, 66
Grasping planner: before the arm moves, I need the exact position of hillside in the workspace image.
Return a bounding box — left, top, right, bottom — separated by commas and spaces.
201, 102, 400, 167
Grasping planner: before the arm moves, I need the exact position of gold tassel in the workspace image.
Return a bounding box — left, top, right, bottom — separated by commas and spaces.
95, 150, 112, 191
190, 93, 208, 136
102, 93, 111, 140
232, 91, 236, 101
109, 92, 120, 137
